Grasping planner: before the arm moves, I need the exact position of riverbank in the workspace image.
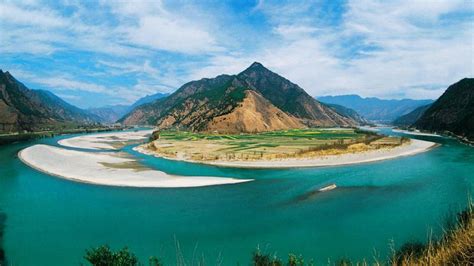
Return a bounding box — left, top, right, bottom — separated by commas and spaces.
0, 126, 127, 145
392, 129, 442, 137
57, 129, 154, 150
135, 138, 437, 168
18, 144, 250, 187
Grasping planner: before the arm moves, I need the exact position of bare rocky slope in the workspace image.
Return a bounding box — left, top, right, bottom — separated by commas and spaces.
120, 62, 358, 133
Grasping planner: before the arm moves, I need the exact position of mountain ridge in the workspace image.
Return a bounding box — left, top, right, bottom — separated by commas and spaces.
414, 78, 473, 140
120, 62, 358, 132
318, 94, 433, 123
0, 70, 100, 132
89, 92, 169, 123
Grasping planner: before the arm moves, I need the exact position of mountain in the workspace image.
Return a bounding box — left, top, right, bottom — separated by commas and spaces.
129, 92, 169, 111
325, 103, 370, 125
0, 70, 100, 133
120, 62, 357, 133
414, 78, 474, 140
392, 104, 431, 126
89, 93, 169, 123
88, 105, 130, 124
318, 95, 433, 123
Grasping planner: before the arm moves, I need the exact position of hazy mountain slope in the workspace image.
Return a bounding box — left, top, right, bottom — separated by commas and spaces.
318, 95, 433, 123
414, 78, 474, 140
89, 93, 169, 123
129, 92, 169, 111
120, 63, 357, 132
88, 105, 130, 123
325, 103, 370, 125
392, 104, 431, 126
0, 70, 99, 132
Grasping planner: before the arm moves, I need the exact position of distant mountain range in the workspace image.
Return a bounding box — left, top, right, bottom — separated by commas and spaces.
413, 78, 473, 141
392, 104, 432, 126
87, 105, 130, 124
88, 92, 169, 123
120, 62, 358, 133
0, 70, 169, 132
318, 95, 433, 123
3, 66, 470, 139
0, 70, 100, 133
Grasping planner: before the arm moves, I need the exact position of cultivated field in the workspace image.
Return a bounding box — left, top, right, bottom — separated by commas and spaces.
144, 128, 408, 162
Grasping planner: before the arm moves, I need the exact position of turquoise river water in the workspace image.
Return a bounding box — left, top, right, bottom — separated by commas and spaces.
0, 128, 473, 265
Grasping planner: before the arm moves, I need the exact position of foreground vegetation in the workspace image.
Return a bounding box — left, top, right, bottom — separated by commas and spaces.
144, 128, 407, 162
83, 203, 473, 265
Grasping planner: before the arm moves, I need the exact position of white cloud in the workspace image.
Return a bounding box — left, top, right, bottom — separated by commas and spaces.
1, 0, 472, 106
192, 0, 473, 100
97, 60, 160, 77
0, 2, 66, 28
27, 76, 109, 94
127, 16, 220, 54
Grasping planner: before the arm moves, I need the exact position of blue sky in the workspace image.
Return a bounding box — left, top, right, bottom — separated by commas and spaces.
0, 0, 472, 108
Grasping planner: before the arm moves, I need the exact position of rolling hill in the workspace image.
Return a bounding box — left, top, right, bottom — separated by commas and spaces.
0, 70, 100, 133
318, 95, 433, 123
120, 62, 358, 133
414, 78, 473, 141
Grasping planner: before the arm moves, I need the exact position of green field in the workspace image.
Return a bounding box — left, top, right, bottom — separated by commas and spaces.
147, 128, 400, 161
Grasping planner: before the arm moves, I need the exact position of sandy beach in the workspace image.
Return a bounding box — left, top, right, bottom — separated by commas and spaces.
58, 130, 154, 150
19, 144, 251, 187
135, 139, 438, 168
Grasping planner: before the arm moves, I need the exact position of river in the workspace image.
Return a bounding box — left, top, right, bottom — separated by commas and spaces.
0, 128, 472, 264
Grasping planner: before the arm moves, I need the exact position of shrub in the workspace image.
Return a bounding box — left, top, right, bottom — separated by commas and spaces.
84, 245, 138, 266
252, 248, 282, 266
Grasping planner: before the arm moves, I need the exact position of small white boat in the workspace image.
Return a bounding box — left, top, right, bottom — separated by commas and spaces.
318, 183, 337, 192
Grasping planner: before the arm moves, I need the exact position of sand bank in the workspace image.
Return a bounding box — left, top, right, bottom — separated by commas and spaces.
135, 139, 437, 169
391, 129, 442, 137
58, 130, 154, 150
19, 144, 251, 187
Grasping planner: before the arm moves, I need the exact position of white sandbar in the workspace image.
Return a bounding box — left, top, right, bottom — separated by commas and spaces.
136, 139, 438, 169
391, 129, 442, 137
58, 130, 154, 150
19, 144, 251, 187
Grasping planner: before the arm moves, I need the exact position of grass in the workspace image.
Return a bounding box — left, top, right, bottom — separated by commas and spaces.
391, 201, 473, 265
82, 202, 473, 265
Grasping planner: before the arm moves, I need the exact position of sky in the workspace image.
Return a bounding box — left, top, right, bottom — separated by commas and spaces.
0, 0, 473, 108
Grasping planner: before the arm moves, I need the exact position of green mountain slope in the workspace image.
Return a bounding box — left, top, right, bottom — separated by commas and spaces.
414, 78, 474, 140
0, 70, 100, 133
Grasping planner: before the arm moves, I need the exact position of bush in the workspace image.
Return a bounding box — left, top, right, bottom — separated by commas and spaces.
252, 248, 282, 266
288, 253, 307, 266
84, 245, 138, 266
